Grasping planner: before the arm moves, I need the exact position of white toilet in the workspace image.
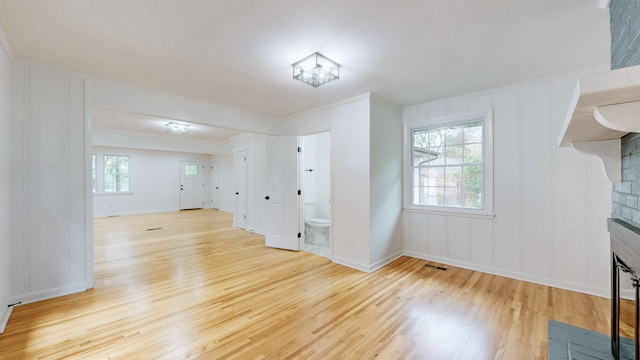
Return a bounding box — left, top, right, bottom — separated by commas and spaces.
307, 218, 330, 228
304, 203, 330, 245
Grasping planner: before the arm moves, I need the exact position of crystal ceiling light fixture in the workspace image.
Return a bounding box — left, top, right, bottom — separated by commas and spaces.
292, 52, 340, 88
165, 122, 189, 134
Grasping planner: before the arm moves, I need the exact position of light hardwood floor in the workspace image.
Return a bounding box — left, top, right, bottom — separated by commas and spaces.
0, 209, 633, 359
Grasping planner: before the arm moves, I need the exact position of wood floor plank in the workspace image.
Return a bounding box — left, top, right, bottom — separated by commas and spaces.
0, 209, 634, 359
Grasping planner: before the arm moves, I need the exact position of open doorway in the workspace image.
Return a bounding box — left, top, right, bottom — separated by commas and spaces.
90, 106, 244, 284
91, 107, 243, 216
299, 131, 331, 258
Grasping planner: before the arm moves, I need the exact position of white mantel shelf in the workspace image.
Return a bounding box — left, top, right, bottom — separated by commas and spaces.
559, 64, 640, 182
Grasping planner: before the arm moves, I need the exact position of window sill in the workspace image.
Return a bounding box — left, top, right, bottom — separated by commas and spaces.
93, 191, 134, 196
403, 206, 496, 220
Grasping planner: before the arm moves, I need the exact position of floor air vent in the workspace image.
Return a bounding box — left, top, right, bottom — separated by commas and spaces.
424, 263, 448, 271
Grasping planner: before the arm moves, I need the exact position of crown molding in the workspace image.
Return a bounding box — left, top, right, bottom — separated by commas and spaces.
281, 92, 371, 121
0, 24, 14, 61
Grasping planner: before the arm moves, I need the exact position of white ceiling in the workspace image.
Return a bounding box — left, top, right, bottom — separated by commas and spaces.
0, 0, 610, 120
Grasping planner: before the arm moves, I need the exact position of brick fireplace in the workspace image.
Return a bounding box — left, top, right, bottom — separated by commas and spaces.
613, 133, 640, 229
609, 1, 640, 359
610, 218, 640, 359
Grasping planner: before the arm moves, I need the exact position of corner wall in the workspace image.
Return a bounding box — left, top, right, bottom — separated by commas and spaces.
329, 100, 372, 270
281, 95, 373, 270
403, 74, 612, 297
0, 31, 11, 333
9, 64, 89, 305
369, 96, 403, 270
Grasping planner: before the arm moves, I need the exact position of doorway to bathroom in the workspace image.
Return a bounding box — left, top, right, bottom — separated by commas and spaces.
300, 131, 331, 258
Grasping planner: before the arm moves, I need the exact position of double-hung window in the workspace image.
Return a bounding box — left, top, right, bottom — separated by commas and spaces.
92, 154, 96, 192
406, 111, 493, 215
92, 152, 132, 194
103, 155, 130, 192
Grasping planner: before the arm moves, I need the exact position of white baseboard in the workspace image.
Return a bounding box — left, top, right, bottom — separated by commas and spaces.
330, 252, 403, 273
331, 255, 370, 272
246, 227, 266, 236
403, 250, 611, 299
8, 282, 88, 307
94, 208, 179, 217
95, 208, 233, 218
621, 288, 635, 300
368, 251, 404, 273
0, 305, 12, 334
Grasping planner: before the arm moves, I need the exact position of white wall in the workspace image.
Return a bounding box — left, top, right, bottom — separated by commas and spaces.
283, 96, 373, 270
0, 32, 12, 333
369, 96, 403, 270
93, 146, 214, 216
9, 63, 90, 305
403, 75, 612, 297
5, 62, 280, 313
314, 132, 331, 219
2, 50, 614, 327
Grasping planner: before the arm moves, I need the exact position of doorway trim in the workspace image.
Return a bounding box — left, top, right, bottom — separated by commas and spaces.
210, 161, 220, 210
234, 149, 247, 229
85, 81, 94, 289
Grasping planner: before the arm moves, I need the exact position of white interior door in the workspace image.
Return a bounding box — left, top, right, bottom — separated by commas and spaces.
234, 150, 247, 229
180, 161, 205, 210
210, 161, 220, 209
264, 136, 299, 250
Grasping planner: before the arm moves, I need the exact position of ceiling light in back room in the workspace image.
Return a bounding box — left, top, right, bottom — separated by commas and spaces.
165, 122, 189, 134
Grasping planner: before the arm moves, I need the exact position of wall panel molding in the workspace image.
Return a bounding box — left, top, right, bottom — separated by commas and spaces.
0, 31, 11, 335
9, 64, 89, 304
403, 250, 610, 298
403, 71, 613, 297
8, 282, 87, 307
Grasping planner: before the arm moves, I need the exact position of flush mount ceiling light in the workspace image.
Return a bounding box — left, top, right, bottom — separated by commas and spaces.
292, 52, 340, 88
165, 122, 189, 134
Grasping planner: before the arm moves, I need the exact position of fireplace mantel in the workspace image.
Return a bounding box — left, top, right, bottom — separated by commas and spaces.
558, 64, 640, 182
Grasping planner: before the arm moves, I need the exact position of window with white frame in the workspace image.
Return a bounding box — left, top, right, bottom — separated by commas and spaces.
406, 111, 493, 214
92, 154, 96, 192
184, 164, 199, 175
103, 155, 130, 192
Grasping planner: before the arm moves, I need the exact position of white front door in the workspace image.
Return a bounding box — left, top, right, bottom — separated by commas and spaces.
210, 161, 220, 209
180, 161, 205, 210
234, 150, 247, 229
264, 136, 299, 251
